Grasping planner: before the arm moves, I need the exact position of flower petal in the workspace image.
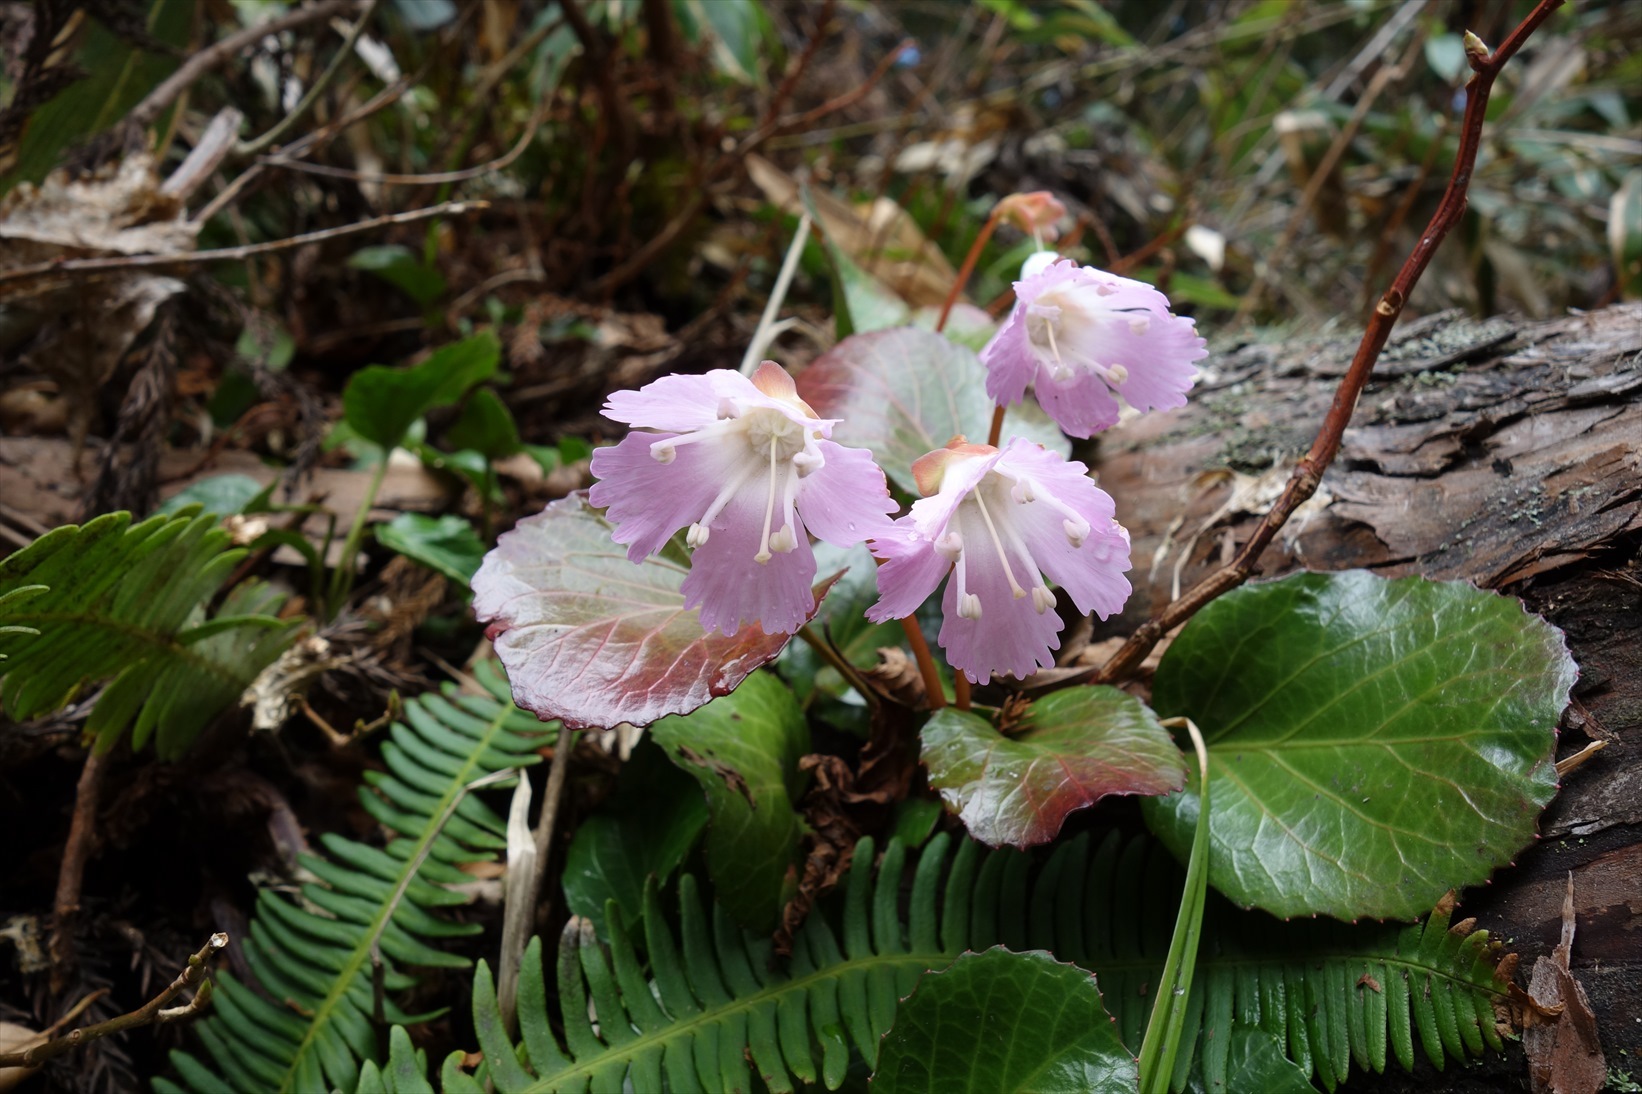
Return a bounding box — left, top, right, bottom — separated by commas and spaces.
602, 369, 755, 431
683, 489, 819, 637
937, 557, 1064, 683
1033, 371, 1123, 439
866, 528, 951, 622
589, 431, 753, 562
979, 305, 1037, 407
794, 441, 898, 546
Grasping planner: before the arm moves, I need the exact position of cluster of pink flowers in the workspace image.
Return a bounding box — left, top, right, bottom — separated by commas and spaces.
585, 251, 1206, 684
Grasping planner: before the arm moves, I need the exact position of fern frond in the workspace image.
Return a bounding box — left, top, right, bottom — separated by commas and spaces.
0, 510, 299, 756
458, 831, 1512, 1094
161, 662, 554, 1094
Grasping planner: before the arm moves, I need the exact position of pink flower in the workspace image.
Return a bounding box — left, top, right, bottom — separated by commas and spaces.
588, 361, 896, 637
867, 437, 1132, 683
980, 259, 1207, 438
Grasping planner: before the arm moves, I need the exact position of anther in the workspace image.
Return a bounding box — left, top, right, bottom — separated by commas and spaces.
1031, 586, 1056, 613
958, 593, 983, 620
935, 531, 964, 562
687, 523, 710, 548
1106, 363, 1129, 385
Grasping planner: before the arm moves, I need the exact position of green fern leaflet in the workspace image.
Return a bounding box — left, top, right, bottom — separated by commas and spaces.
451, 831, 1512, 1093
0, 509, 299, 756
159, 662, 555, 1094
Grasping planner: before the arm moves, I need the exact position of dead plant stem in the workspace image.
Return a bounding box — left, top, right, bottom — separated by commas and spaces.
3, 934, 228, 1069
48, 748, 105, 992
0, 201, 489, 296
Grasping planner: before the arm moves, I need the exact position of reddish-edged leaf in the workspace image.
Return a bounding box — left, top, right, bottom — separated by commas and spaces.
795, 327, 1068, 491
472, 494, 831, 729
922, 685, 1188, 848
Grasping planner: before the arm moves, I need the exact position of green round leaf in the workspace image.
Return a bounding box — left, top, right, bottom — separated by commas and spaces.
472, 494, 825, 730
1143, 570, 1573, 921
874, 948, 1137, 1094
650, 672, 809, 929
795, 327, 1069, 491
922, 686, 1188, 848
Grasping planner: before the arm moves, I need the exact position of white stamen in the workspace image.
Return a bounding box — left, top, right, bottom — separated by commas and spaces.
958, 593, 983, 620
754, 438, 781, 564
717, 397, 740, 419
651, 440, 676, 463
686, 522, 710, 548
1011, 479, 1036, 504
1106, 363, 1129, 385
792, 449, 822, 476
768, 524, 797, 554
935, 531, 964, 562
1063, 519, 1088, 547
1041, 319, 1073, 382
1032, 586, 1056, 613
972, 489, 1027, 599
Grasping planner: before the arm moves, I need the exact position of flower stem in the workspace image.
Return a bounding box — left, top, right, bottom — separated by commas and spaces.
935, 207, 1004, 333
986, 403, 1006, 448
898, 615, 945, 711
953, 673, 971, 710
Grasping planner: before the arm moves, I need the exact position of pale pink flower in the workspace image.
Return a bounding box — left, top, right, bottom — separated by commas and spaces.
867, 437, 1131, 683
588, 361, 896, 637
981, 259, 1207, 438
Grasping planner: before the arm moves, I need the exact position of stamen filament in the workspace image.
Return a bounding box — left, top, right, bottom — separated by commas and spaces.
754, 437, 780, 563
973, 488, 1027, 599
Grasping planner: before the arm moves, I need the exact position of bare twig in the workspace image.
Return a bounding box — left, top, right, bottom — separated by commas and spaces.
121, 1, 360, 137
1, 934, 228, 1070
237, 0, 381, 157
255, 94, 546, 187
741, 212, 813, 373
192, 76, 411, 223
48, 749, 105, 993
160, 107, 244, 200
0, 200, 489, 296
1088, 0, 1566, 688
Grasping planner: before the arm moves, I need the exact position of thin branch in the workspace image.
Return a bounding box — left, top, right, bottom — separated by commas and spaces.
0, 200, 489, 296
0, 934, 228, 1069
256, 93, 546, 186
122, 1, 360, 136
48, 748, 105, 993
237, 0, 381, 157
1087, 0, 1566, 688
192, 75, 412, 223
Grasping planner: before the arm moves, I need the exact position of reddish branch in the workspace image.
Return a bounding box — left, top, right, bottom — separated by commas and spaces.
1086, 0, 1565, 687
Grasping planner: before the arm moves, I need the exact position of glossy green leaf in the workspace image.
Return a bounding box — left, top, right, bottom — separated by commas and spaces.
376, 513, 485, 587
562, 737, 708, 938
473, 495, 823, 730
343, 332, 500, 450
922, 686, 1188, 847
650, 672, 809, 929
1143, 571, 1572, 921
795, 327, 1069, 492
873, 947, 1137, 1093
